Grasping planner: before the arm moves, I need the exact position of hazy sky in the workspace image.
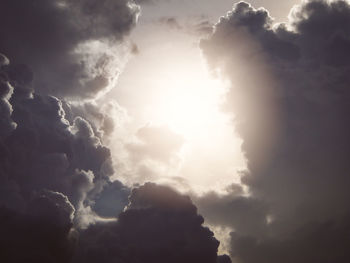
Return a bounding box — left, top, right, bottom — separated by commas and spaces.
1, 1, 350, 262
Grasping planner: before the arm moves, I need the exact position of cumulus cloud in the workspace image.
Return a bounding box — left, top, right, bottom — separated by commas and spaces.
200, 0, 350, 262
0, 0, 239, 260
196, 188, 267, 237
0, 190, 76, 263
0, 55, 121, 224
0, 52, 229, 262
74, 183, 230, 263
0, 0, 140, 99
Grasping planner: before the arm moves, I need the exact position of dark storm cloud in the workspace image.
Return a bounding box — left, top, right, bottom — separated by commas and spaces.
0, 190, 76, 263
0, 53, 133, 233
0, 0, 139, 99
0, 56, 125, 225
74, 183, 229, 263
200, 0, 350, 262
0, 55, 227, 262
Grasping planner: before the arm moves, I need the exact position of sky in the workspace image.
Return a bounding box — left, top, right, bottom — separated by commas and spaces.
1, 0, 350, 263
111, 0, 299, 192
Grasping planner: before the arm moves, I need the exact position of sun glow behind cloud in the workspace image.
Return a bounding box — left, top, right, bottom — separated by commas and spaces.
153, 62, 228, 140
114, 34, 247, 193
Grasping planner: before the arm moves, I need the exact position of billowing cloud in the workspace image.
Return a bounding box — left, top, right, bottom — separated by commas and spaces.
74, 183, 230, 263
0, 54, 228, 262
200, 0, 350, 262
63, 100, 128, 143
0, 190, 76, 263
0, 0, 140, 99
0, 55, 120, 225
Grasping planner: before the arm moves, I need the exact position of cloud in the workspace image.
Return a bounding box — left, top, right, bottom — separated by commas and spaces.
112, 124, 186, 186
194, 19, 214, 35
0, 55, 229, 262
195, 188, 267, 237
0, 54, 124, 227
64, 100, 128, 145
126, 124, 185, 164
0, 0, 140, 99
200, 0, 350, 262
74, 183, 230, 263
0, 190, 76, 263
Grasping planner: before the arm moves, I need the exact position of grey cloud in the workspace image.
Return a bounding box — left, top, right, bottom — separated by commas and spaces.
63, 100, 127, 142
0, 0, 238, 260
0, 190, 76, 263
0, 53, 134, 262
74, 183, 229, 263
0, 55, 120, 223
201, 0, 350, 262
0, 0, 140, 99
0, 54, 16, 139
229, 215, 350, 263
0, 55, 229, 262
196, 190, 267, 237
